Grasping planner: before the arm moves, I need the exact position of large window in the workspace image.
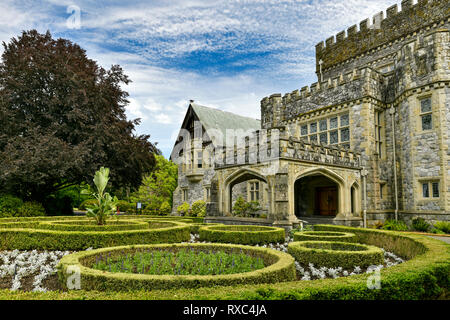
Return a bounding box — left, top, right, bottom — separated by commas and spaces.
420, 98, 432, 131
300, 113, 350, 148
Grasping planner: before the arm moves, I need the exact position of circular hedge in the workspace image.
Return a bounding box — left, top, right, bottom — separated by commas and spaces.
57, 243, 296, 291
293, 231, 357, 243
288, 240, 384, 269
0, 218, 190, 250
189, 223, 223, 234
199, 225, 285, 245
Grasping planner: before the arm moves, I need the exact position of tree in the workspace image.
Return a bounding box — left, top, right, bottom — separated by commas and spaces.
0, 30, 158, 203
131, 155, 178, 212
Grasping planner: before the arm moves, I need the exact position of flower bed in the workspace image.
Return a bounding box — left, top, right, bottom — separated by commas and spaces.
57, 243, 296, 291
0, 218, 190, 251
288, 241, 384, 269
199, 225, 285, 245
293, 231, 357, 243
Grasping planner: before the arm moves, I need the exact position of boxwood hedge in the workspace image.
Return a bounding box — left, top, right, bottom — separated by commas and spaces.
293, 231, 357, 243
288, 240, 384, 269
0, 220, 190, 250
199, 225, 285, 245
33, 220, 152, 232
57, 243, 296, 291
189, 223, 223, 234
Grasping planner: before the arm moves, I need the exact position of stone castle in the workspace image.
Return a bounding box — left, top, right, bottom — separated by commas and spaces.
172, 0, 450, 228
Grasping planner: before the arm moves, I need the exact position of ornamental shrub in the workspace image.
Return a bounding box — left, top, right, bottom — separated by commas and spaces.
79, 199, 97, 210
0, 195, 24, 217
116, 201, 133, 213
411, 218, 431, 232
293, 231, 357, 243
433, 221, 450, 234
199, 225, 285, 245
232, 197, 260, 217
382, 219, 409, 231
191, 200, 206, 217
159, 201, 171, 216
15, 202, 46, 217
177, 202, 190, 216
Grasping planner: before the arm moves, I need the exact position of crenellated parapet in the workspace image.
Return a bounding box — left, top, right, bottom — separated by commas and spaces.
261, 67, 384, 128
315, 0, 449, 78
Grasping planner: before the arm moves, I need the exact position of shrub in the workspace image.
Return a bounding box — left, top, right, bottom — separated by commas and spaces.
159, 201, 172, 216
0, 195, 24, 217
0, 218, 190, 250
433, 221, 450, 234
199, 225, 285, 245
189, 223, 223, 234
382, 219, 409, 231
411, 218, 431, 232
288, 241, 384, 269
293, 231, 357, 243
191, 200, 206, 217
15, 202, 46, 217
177, 202, 190, 216
232, 197, 260, 218
57, 243, 296, 291
44, 196, 74, 216
116, 201, 133, 213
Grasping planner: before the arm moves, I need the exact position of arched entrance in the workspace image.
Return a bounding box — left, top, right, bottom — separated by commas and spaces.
294, 172, 342, 218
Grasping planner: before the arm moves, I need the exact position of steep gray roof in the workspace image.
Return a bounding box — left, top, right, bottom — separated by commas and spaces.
191, 103, 261, 137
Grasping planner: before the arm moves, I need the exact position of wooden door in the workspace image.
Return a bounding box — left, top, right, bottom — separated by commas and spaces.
316, 187, 338, 216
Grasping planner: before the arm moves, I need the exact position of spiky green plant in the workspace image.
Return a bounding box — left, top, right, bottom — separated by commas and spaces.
81, 167, 118, 225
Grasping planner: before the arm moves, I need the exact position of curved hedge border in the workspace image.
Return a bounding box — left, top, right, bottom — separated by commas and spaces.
199, 225, 285, 245
189, 223, 223, 234
293, 231, 357, 243
33, 220, 152, 232
0, 220, 190, 250
57, 243, 296, 291
288, 240, 384, 269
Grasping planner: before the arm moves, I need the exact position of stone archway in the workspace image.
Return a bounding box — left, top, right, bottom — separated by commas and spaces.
293, 168, 345, 218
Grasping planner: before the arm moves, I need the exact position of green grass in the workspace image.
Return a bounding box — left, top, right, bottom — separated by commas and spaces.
91, 249, 265, 276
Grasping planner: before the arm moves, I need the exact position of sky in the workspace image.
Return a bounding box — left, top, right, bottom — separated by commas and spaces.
0, 0, 404, 157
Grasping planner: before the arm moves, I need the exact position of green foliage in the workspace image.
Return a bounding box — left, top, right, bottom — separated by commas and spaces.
57, 243, 296, 291
288, 241, 384, 269
79, 199, 98, 211
199, 225, 285, 245
0, 218, 190, 250
81, 167, 119, 225
232, 197, 260, 218
382, 219, 409, 231
159, 201, 172, 216
131, 155, 178, 212
43, 195, 73, 216
15, 202, 46, 217
411, 217, 431, 232
177, 202, 190, 216
53, 184, 90, 209
191, 200, 206, 217
189, 223, 223, 234
433, 221, 450, 234
0, 195, 23, 217
116, 200, 133, 213
293, 231, 357, 243
92, 249, 265, 275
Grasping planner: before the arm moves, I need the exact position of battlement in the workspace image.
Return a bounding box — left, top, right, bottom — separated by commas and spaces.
315, 0, 449, 74
261, 66, 384, 127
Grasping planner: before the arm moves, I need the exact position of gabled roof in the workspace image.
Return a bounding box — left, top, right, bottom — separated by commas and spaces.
190, 103, 261, 137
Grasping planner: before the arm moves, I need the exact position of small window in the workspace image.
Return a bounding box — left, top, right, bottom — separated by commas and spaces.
249, 181, 260, 202
301, 125, 308, 136
310, 122, 317, 134
330, 130, 338, 144
420, 98, 432, 131
197, 151, 203, 168
204, 187, 211, 201
432, 182, 439, 198
319, 119, 328, 132
330, 117, 338, 129
422, 183, 429, 198
340, 128, 350, 142
380, 184, 384, 199
340, 114, 349, 127
182, 189, 188, 202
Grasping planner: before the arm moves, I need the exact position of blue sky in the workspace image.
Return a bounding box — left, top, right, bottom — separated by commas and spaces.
0, 0, 402, 157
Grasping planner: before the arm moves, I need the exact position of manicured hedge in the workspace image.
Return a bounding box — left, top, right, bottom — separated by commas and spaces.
293, 231, 357, 243
0, 220, 190, 250
57, 243, 296, 291
189, 223, 223, 234
33, 220, 152, 232
199, 225, 285, 245
288, 241, 384, 269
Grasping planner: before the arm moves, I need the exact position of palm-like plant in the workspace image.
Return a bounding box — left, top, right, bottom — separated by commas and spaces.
81, 167, 118, 225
